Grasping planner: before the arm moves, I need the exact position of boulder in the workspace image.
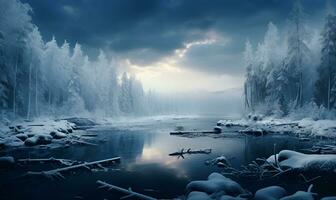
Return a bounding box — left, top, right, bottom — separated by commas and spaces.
255, 186, 287, 200
186, 173, 244, 196
50, 131, 67, 139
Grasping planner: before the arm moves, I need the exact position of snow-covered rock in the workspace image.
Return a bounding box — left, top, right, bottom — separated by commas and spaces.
0, 156, 15, 168
187, 191, 212, 200
186, 173, 244, 196
50, 131, 67, 139
321, 197, 336, 200
0, 119, 76, 148
239, 127, 267, 136
280, 191, 315, 200
255, 186, 287, 200
24, 134, 53, 146
64, 117, 96, 129
219, 195, 245, 200
217, 119, 250, 127
213, 126, 222, 133
15, 133, 28, 141
0, 136, 24, 148
206, 155, 230, 167
267, 150, 336, 173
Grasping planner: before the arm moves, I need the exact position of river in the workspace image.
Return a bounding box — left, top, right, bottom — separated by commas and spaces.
0, 115, 335, 199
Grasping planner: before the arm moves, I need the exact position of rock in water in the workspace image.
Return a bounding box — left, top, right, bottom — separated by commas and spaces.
0, 156, 15, 168
187, 191, 212, 200
24, 134, 52, 146
50, 131, 67, 139
186, 173, 244, 196
214, 126, 222, 133
255, 186, 287, 200
280, 191, 315, 200
16, 133, 28, 141
239, 127, 267, 136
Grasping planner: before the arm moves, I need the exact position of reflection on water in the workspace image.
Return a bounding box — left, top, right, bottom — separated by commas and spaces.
0, 116, 332, 199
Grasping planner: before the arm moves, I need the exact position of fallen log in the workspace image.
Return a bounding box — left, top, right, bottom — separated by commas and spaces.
17, 157, 78, 166
97, 180, 158, 200
22, 157, 120, 180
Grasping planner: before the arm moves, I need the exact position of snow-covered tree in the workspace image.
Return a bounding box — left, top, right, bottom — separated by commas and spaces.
315, 14, 336, 109
119, 72, 131, 114
285, 0, 311, 107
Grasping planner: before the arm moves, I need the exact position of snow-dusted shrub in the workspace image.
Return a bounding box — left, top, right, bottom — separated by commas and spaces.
288, 102, 336, 120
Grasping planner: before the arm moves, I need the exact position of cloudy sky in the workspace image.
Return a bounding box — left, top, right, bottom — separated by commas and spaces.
22, 0, 330, 93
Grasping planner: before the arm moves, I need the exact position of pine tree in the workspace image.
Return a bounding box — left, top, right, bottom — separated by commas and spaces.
286, 0, 310, 107
315, 14, 336, 109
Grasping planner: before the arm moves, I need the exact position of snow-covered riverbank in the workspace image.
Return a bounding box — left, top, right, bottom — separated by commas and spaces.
217, 116, 336, 139
0, 118, 97, 149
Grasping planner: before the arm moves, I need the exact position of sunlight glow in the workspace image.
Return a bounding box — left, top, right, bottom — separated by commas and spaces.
121, 33, 242, 93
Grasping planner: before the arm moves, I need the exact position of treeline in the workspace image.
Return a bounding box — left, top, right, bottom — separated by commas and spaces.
0, 0, 164, 119
243, 0, 336, 118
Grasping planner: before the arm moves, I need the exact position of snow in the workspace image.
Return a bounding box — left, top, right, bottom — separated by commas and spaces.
220, 195, 245, 200
280, 191, 315, 200
186, 173, 245, 196
184, 172, 333, 200
267, 150, 336, 173
0, 118, 76, 148
187, 191, 212, 200
217, 116, 336, 138
254, 186, 287, 200
217, 119, 250, 127
205, 155, 230, 167
24, 134, 53, 146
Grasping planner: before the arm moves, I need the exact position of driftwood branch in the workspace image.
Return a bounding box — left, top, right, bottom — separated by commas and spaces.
97, 180, 157, 200
170, 130, 215, 135
169, 148, 211, 159
22, 157, 120, 180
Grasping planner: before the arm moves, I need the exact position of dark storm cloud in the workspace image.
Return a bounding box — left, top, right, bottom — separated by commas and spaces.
22, 0, 329, 74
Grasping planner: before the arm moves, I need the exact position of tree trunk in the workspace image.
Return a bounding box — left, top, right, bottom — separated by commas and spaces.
35, 64, 38, 116
27, 62, 32, 120
328, 72, 331, 110
13, 56, 18, 118
48, 89, 51, 113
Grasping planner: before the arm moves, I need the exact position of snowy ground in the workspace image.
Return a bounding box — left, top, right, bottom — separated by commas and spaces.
0, 117, 98, 150
217, 116, 336, 139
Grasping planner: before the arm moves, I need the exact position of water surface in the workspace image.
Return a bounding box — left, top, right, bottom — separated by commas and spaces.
0, 116, 334, 199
